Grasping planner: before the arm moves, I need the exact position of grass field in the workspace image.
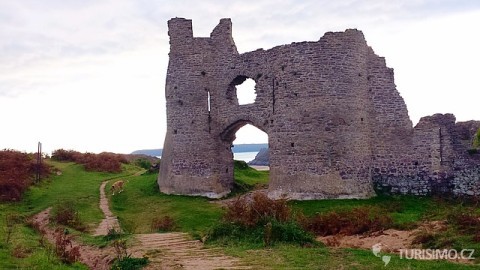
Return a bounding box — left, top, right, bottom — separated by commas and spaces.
109, 173, 223, 234
0, 161, 136, 269
1, 159, 480, 269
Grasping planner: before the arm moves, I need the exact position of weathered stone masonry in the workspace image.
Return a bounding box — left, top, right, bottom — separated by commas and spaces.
159, 18, 480, 199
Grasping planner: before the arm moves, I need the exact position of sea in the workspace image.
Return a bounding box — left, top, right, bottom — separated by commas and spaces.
233, 151, 258, 163
155, 151, 258, 163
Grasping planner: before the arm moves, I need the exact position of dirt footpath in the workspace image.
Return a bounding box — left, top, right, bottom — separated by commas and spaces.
93, 181, 122, 236
31, 208, 115, 270
130, 232, 251, 270
32, 177, 251, 269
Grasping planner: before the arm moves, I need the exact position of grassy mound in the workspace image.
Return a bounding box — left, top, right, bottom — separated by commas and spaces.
232, 160, 269, 195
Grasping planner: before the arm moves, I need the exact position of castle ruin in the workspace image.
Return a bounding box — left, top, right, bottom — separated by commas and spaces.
159, 18, 480, 200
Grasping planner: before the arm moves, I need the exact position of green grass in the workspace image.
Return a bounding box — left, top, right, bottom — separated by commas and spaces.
230, 160, 269, 196
291, 195, 435, 228
109, 173, 223, 235
217, 243, 478, 269
0, 160, 139, 269
108, 160, 269, 235
20, 161, 139, 223
2, 159, 480, 269
234, 160, 269, 187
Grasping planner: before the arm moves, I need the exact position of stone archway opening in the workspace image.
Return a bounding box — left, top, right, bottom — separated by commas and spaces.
224, 122, 269, 191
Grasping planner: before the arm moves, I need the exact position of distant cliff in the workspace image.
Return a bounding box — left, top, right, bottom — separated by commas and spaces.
132, 143, 268, 157
248, 148, 269, 166
131, 149, 163, 156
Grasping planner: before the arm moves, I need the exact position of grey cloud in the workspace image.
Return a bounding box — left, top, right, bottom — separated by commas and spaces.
0, 0, 165, 73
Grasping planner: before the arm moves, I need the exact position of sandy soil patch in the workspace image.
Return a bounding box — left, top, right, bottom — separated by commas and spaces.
249, 165, 269, 171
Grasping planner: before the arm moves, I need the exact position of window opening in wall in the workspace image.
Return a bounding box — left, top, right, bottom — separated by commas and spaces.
207, 91, 211, 112
236, 78, 256, 105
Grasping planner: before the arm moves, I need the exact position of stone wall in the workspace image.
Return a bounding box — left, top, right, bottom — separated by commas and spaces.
159, 18, 480, 199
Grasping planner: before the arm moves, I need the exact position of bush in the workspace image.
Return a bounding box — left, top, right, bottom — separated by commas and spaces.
412, 230, 438, 247
111, 256, 149, 270
50, 203, 86, 232
446, 211, 480, 234
411, 229, 455, 249
207, 192, 315, 246
224, 192, 290, 227
473, 128, 480, 149
467, 149, 478, 155
51, 149, 128, 173
301, 206, 393, 236
0, 149, 51, 201
54, 228, 80, 264
135, 158, 152, 170
266, 220, 315, 246
234, 160, 249, 170
151, 216, 176, 232
4, 213, 22, 244
11, 244, 31, 258
111, 239, 149, 270
51, 149, 82, 162
103, 228, 124, 241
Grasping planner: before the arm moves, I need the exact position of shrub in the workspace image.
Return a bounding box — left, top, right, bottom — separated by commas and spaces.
111, 256, 149, 270
103, 228, 124, 241
112, 239, 128, 260
411, 229, 455, 249
467, 149, 478, 155
82, 152, 127, 173
51, 149, 82, 162
0, 149, 51, 201
54, 228, 80, 264
224, 192, 290, 227
412, 230, 437, 247
234, 160, 249, 170
301, 206, 393, 236
151, 216, 176, 232
111, 239, 149, 270
135, 158, 152, 170
4, 213, 22, 244
51, 149, 128, 173
50, 203, 86, 232
473, 232, 480, 243
207, 222, 261, 244
207, 192, 315, 246
267, 220, 315, 246
446, 211, 480, 234
11, 244, 31, 258
473, 128, 480, 149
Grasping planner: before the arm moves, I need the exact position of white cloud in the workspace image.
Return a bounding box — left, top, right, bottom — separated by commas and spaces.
1, 0, 479, 153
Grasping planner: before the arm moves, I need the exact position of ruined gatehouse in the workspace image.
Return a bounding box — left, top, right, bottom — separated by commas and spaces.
159, 18, 480, 200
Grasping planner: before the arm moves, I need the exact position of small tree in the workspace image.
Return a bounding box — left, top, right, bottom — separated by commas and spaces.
473, 128, 480, 149
135, 158, 152, 170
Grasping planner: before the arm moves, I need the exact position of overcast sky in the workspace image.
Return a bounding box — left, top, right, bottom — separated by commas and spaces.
1, 0, 479, 154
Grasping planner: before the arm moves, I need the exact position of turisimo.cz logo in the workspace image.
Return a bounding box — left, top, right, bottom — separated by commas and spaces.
399, 248, 475, 260
372, 243, 475, 267
372, 243, 391, 266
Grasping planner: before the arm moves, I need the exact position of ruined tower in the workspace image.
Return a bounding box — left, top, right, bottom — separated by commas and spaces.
159, 18, 480, 199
